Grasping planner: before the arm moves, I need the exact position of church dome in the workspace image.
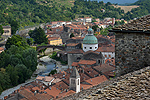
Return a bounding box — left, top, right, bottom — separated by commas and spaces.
83, 28, 98, 44
83, 35, 98, 44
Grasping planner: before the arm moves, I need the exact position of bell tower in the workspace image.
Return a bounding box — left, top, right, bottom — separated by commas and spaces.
69, 67, 80, 93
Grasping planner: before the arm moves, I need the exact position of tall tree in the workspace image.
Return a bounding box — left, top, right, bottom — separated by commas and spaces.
0, 25, 4, 37
28, 27, 48, 44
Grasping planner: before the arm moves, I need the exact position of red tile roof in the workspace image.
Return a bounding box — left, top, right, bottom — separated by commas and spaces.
78, 60, 96, 65
71, 62, 79, 67
96, 47, 115, 52
36, 76, 44, 80
85, 75, 108, 86
45, 86, 61, 98
44, 76, 54, 82
84, 67, 99, 78
0, 47, 4, 51
53, 81, 69, 91
66, 43, 79, 47
80, 84, 92, 90
93, 64, 115, 73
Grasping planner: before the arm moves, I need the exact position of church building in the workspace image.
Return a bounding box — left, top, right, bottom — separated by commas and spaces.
68, 28, 105, 67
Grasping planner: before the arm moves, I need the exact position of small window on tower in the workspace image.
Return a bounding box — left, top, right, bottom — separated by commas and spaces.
95, 47, 97, 49
78, 79, 79, 85
84, 47, 86, 49
90, 47, 92, 49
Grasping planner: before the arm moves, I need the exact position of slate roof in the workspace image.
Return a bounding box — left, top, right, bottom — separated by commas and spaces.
112, 15, 150, 32
70, 67, 80, 78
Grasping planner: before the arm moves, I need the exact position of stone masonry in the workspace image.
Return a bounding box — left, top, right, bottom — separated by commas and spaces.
110, 15, 150, 76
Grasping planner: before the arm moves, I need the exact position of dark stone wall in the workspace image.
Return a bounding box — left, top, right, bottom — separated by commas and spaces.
115, 32, 150, 76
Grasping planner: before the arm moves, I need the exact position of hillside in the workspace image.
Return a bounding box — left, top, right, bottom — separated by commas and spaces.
113, 5, 139, 13
0, 0, 149, 27
123, 0, 150, 20
0, 0, 125, 27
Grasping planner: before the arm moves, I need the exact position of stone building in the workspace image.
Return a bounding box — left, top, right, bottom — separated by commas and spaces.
2, 26, 11, 37
110, 15, 150, 76
69, 67, 80, 93
60, 25, 71, 43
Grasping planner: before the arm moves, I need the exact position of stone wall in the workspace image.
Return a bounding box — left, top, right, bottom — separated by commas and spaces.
115, 32, 150, 76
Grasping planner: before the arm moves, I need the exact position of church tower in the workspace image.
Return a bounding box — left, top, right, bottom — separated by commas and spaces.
83, 28, 98, 52
69, 67, 80, 93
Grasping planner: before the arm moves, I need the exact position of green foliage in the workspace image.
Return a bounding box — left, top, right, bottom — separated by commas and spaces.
27, 38, 34, 45
5, 35, 29, 49
9, 20, 20, 35
0, 44, 37, 94
100, 25, 112, 35
0, 25, 4, 36
50, 51, 67, 65
70, 33, 74, 38
123, 0, 150, 20
92, 25, 98, 32
49, 69, 57, 75
28, 27, 48, 44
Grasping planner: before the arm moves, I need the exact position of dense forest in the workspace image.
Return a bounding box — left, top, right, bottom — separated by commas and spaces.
0, 0, 149, 27
0, 0, 124, 27
0, 35, 37, 94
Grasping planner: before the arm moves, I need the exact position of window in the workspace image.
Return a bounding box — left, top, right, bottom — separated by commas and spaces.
109, 55, 111, 57
71, 79, 75, 84
95, 47, 97, 49
98, 60, 100, 64
78, 79, 79, 85
84, 47, 86, 49
90, 47, 92, 49
105, 55, 107, 57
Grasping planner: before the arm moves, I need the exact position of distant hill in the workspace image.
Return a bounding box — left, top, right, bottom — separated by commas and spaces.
97, 0, 138, 4
0, 0, 149, 27
123, 0, 150, 20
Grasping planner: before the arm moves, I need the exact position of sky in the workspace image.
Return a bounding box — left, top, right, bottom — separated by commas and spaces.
97, 0, 139, 4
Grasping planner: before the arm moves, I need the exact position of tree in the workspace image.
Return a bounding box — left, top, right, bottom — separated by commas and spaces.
28, 27, 48, 44
0, 25, 4, 37
9, 20, 20, 35
5, 35, 29, 49
92, 25, 98, 32
70, 33, 74, 38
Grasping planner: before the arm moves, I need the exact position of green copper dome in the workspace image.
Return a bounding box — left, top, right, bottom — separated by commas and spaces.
83, 35, 98, 44
88, 28, 93, 31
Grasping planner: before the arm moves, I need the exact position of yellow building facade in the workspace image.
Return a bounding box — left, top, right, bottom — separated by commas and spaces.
48, 37, 62, 45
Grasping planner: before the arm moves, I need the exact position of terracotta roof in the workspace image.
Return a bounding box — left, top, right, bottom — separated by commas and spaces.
85, 75, 108, 86
71, 37, 84, 39
71, 62, 79, 67
84, 67, 99, 78
44, 76, 54, 82
113, 15, 150, 32
80, 84, 92, 90
36, 76, 44, 80
67, 49, 84, 54
79, 73, 90, 82
0, 47, 4, 51
52, 78, 62, 83
93, 64, 115, 73
66, 43, 79, 47
19, 89, 38, 100
53, 81, 69, 91
96, 47, 115, 52
45, 86, 61, 98
78, 60, 96, 65
35, 93, 53, 100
